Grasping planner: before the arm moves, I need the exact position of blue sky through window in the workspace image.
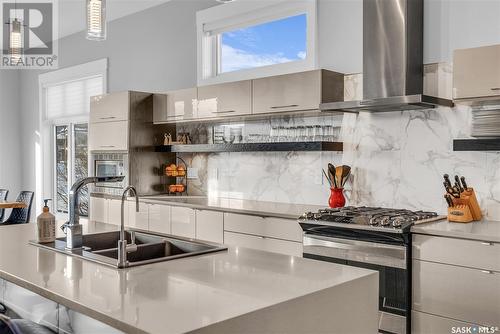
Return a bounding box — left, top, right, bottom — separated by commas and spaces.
220, 14, 307, 73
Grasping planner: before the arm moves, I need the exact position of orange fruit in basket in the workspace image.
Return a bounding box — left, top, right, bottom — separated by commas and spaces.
169, 185, 177, 193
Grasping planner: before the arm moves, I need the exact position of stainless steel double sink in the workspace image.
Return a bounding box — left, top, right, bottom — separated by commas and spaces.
30, 231, 227, 268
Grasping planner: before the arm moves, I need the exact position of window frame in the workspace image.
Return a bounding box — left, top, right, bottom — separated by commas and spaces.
197, 0, 317, 86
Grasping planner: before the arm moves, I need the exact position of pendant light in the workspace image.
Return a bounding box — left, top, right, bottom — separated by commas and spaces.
86, 0, 106, 41
9, 17, 23, 62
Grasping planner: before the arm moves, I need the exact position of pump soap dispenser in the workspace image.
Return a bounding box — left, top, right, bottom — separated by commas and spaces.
37, 199, 56, 243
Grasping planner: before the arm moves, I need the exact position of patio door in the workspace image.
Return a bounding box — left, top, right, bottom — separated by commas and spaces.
54, 123, 89, 216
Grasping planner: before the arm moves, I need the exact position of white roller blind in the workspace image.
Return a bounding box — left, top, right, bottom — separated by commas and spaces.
45, 75, 103, 120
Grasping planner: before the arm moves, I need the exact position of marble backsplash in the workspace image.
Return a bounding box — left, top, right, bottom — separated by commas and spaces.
177, 63, 500, 220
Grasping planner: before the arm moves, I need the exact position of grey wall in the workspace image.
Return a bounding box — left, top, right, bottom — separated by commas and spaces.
0, 71, 22, 202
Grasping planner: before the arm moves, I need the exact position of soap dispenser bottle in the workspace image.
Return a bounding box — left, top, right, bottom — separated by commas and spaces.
37, 199, 56, 243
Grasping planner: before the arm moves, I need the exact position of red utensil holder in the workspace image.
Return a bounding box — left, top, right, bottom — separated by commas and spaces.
329, 188, 346, 208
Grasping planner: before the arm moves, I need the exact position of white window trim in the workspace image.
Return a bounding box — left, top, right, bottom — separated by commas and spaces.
197, 0, 317, 86
37, 58, 108, 216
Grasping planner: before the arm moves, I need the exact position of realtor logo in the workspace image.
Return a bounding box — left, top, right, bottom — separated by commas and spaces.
1, 0, 58, 69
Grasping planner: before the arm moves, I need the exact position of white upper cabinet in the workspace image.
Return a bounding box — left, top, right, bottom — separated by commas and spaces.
197, 80, 252, 118
453, 44, 500, 100
90, 91, 130, 123
252, 70, 343, 114
153, 88, 197, 123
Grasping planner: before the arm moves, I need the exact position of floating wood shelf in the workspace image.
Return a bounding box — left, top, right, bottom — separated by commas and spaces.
453, 139, 500, 151
154, 142, 343, 153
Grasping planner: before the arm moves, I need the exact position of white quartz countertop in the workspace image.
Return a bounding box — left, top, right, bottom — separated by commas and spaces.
96, 194, 324, 220
0, 222, 375, 334
411, 218, 500, 243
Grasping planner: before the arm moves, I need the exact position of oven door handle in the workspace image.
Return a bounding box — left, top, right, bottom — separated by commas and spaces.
303, 234, 407, 269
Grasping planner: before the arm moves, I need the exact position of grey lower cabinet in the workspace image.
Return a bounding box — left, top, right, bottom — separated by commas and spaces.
0, 278, 122, 334
223, 213, 303, 257
412, 234, 500, 333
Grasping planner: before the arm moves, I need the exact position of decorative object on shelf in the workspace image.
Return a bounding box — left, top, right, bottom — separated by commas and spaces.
163, 133, 191, 146
267, 125, 340, 143
471, 107, 500, 138
324, 164, 351, 208
87, 0, 106, 41
164, 133, 173, 145
161, 157, 188, 195
442, 174, 482, 223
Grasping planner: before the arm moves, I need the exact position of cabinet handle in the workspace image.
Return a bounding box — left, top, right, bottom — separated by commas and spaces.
270, 104, 299, 109
213, 110, 236, 114
99, 116, 116, 120
491, 88, 500, 91
481, 270, 495, 274
481, 242, 494, 246
167, 114, 185, 118
100, 145, 116, 148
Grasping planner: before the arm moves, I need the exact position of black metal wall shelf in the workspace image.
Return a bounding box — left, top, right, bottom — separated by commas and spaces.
453, 139, 500, 151
154, 142, 343, 153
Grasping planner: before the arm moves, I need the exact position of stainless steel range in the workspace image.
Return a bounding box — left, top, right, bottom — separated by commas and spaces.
299, 207, 445, 334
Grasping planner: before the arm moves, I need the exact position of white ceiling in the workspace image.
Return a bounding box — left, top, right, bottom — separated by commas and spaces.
58, 0, 173, 38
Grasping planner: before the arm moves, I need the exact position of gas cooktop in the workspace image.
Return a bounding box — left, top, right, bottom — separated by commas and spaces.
299, 206, 445, 233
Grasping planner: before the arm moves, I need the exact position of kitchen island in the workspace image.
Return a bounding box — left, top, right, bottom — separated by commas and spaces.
0, 221, 378, 334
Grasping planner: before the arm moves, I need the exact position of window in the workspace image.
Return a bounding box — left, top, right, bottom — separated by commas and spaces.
197, 0, 317, 85
39, 59, 107, 218
54, 123, 89, 215
220, 14, 307, 73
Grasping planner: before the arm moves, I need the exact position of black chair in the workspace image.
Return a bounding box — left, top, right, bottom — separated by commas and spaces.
1, 191, 34, 225
0, 189, 8, 223
0, 314, 55, 334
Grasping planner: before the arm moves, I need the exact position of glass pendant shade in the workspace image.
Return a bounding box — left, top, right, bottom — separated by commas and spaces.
86, 0, 106, 41
9, 18, 23, 62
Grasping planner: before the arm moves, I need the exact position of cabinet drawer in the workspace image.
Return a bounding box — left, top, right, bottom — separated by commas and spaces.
252, 70, 321, 114
89, 197, 107, 223
171, 206, 196, 238
413, 234, 500, 271
197, 81, 251, 118
411, 311, 479, 334
195, 210, 223, 243
412, 260, 500, 326
224, 231, 302, 257
90, 92, 129, 123
89, 121, 128, 151
224, 213, 302, 242
453, 45, 500, 99
108, 199, 126, 226
148, 204, 171, 234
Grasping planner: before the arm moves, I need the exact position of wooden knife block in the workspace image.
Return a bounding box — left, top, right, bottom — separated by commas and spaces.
447, 188, 482, 223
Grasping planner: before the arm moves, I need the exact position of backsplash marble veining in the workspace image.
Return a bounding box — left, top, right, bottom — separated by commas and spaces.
178, 63, 500, 220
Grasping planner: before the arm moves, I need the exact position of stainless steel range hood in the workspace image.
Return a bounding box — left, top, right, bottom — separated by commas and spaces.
321, 0, 453, 113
